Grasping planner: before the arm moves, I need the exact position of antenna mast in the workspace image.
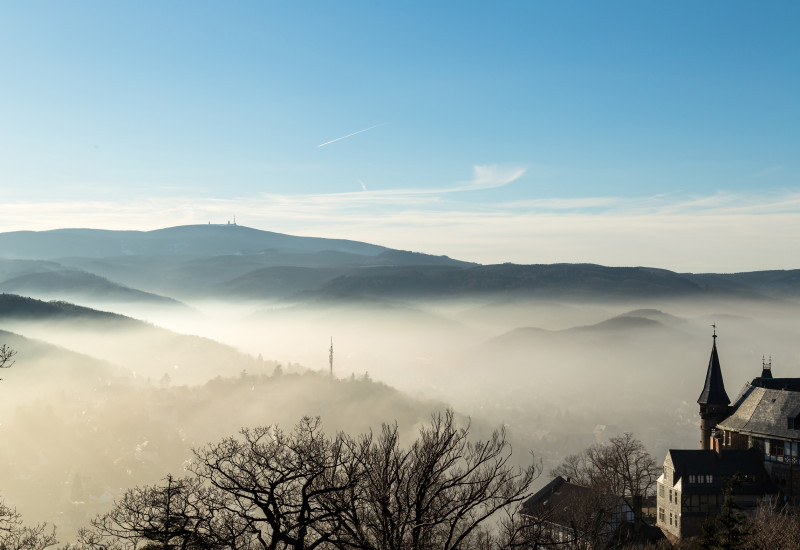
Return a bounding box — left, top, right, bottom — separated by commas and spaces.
329, 337, 333, 378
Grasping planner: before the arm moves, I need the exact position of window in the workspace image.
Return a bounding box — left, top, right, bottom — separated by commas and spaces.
688, 474, 697, 484
658, 508, 665, 522
669, 512, 673, 526
669, 489, 673, 503
659, 485, 664, 497
705, 475, 714, 484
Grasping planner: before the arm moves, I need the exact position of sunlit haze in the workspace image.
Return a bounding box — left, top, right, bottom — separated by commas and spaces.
1, 4, 800, 547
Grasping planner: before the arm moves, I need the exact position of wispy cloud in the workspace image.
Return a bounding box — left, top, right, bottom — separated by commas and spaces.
313, 164, 527, 202
317, 123, 388, 148
2, 178, 799, 272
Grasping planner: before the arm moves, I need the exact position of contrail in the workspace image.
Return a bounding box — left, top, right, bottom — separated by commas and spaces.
317, 123, 387, 148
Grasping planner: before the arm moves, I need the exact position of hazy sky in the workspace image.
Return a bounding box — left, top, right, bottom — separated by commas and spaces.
1, 2, 798, 271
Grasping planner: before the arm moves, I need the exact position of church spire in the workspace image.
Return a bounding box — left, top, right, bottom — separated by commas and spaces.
698, 328, 730, 406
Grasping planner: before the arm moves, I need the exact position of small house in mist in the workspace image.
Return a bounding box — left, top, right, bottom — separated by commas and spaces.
522, 476, 635, 548
656, 332, 800, 540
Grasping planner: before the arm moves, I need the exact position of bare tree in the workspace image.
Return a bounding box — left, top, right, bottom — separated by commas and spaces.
746, 499, 800, 550
0, 496, 57, 550
551, 433, 658, 501
81, 413, 538, 550
191, 417, 358, 550
84, 475, 252, 550
331, 410, 540, 550
0, 345, 16, 381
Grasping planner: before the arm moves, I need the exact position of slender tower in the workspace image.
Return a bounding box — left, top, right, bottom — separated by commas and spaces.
697, 325, 730, 450
329, 337, 333, 378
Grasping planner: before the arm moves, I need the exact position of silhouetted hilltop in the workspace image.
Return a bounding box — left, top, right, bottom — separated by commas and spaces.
313, 263, 704, 299
0, 225, 472, 299
700, 269, 800, 297
0, 293, 129, 322
0, 294, 263, 383
0, 270, 185, 306
1, 226, 798, 302
218, 266, 356, 298
0, 224, 390, 259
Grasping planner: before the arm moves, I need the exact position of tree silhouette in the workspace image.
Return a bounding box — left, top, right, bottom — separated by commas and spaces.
326, 410, 539, 550
80, 412, 540, 550
0, 344, 16, 381
0, 496, 57, 550
191, 417, 358, 550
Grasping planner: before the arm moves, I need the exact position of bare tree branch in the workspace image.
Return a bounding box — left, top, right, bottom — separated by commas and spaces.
0, 344, 17, 381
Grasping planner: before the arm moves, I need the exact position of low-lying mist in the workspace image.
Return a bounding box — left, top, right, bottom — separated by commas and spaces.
2, 289, 799, 544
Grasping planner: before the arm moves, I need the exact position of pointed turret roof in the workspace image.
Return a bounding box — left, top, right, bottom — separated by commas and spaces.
698, 333, 730, 405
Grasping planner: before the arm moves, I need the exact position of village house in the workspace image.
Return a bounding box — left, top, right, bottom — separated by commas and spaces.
522, 475, 635, 549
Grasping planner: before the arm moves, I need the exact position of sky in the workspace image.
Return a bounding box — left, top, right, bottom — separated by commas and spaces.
0, 1, 798, 272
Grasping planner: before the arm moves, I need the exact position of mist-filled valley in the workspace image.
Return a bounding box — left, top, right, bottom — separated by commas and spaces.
2, 225, 800, 543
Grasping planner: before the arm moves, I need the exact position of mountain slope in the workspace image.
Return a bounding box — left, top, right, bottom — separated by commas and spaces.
0, 294, 265, 383
312, 263, 704, 299
0, 224, 389, 260
0, 270, 185, 306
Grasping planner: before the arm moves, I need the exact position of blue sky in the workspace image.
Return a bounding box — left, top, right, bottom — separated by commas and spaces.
1, 2, 798, 270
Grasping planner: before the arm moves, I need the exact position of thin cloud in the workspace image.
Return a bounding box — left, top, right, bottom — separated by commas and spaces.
2, 187, 800, 272
318, 164, 526, 201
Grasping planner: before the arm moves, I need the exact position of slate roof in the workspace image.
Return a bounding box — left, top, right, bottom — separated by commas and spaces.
665, 449, 776, 495
698, 338, 730, 406
522, 476, 623, 525
751, 377, 800, 392
717, 382, 800, 440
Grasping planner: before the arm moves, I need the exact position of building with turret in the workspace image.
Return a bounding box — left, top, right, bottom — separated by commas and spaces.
656, 331, 800, 540
697, 331, 730, 451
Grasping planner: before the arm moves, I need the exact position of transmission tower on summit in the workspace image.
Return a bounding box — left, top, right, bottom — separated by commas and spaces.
329, 337, 334, 378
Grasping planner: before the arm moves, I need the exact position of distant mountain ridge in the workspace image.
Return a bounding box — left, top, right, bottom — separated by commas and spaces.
0, 225, 799, 302
309, 263, 800, 301
0, 225, 472, 301
0, 224, 391, 259
0, 269, 184, 306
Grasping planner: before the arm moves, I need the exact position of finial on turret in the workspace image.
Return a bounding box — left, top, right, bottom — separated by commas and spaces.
761, 354, 773, 379
711, 323, 717, 339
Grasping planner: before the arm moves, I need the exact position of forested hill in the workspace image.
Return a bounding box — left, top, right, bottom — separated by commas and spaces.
0, 225, 798, 302
0, 224, 389, 259
307, 263, 800, 301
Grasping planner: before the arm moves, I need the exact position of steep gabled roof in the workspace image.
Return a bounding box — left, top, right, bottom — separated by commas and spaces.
522, 476, 627, 526
665, 449, 776, 495
698, 336, 730, 406
718, 383, 800, 441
